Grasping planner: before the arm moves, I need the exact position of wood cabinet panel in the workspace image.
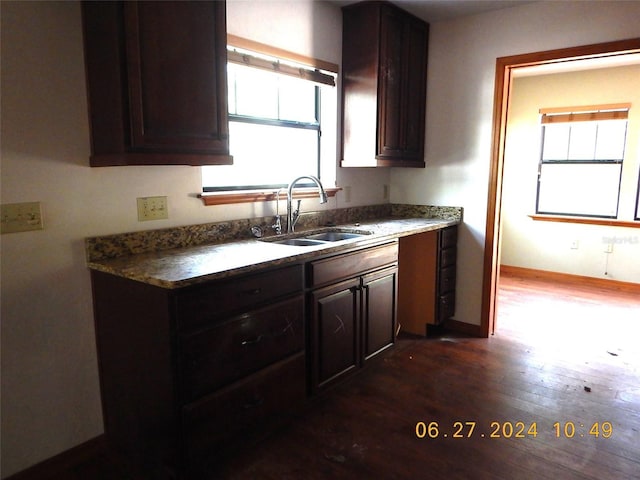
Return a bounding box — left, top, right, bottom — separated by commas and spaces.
180, 296, 304, 402
341, 1, 428, 168
176, 264, 303, 332
90, 262, 304, 476
183, 353, 306, 475
363, 267, 397, 360
308, 242, 398, 288
309, 242, 398, 392
82, 1, 231, 166
398, 226, 458, 335
310, 279, 360, 388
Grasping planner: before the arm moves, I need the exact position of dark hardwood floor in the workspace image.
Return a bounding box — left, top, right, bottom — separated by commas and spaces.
16, 271, 640, 479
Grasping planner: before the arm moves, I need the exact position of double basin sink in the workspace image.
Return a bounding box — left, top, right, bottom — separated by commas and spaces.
260, 228, 372, 247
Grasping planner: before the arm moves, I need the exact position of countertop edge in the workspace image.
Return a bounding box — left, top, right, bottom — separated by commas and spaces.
87, 218, 459, 289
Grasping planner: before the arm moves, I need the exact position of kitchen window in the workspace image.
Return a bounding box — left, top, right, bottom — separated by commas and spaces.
535, 104, 630, 218
202, 39, 338, 198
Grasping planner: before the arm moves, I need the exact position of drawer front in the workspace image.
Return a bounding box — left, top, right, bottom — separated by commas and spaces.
308, 242, 398, 288
440, 226, 458, 249
439, 246, 457, 269
176, 264, 302, 332
437, 292, 456, 324
182, 353, 306, 469
439, 265, 456, 295
180, 296, 304, 402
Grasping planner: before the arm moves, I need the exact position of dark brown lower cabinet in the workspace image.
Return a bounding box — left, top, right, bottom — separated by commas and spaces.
90, 264, 305, 478
308, 242, 398, 392
89, 240, 401, 477
311, 278, 360, 388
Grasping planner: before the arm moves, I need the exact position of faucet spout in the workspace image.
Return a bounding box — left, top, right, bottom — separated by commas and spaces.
286, 175, 328, 233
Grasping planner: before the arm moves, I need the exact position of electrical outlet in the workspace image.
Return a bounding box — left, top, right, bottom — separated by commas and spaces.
137, 196, 168, 221
605, 243, 613, 253
1, 202, 44, 233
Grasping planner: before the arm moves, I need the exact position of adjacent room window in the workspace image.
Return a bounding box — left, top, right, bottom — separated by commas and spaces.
202, 44, 338, 192
636, 171, 640, 220
536, 104, 630, 218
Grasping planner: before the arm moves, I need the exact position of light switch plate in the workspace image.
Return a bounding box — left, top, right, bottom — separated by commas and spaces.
1, 202, 44, 234
137, 196, 168, 221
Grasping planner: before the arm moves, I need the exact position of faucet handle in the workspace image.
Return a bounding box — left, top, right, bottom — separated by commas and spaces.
272, 215, 282, 235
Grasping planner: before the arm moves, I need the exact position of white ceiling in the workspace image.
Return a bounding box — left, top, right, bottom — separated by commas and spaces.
332, 0, 535, 23
333, 1, 640, 76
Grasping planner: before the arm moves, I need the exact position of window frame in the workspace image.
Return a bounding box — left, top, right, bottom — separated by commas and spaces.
534, 104, 630, 219
200, 35, 339, 205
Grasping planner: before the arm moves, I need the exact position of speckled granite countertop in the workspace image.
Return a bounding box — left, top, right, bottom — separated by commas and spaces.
87, 215, 458, 289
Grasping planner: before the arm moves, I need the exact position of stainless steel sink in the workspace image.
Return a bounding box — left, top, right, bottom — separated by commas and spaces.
260, 228, 372, 247
304, 231, 366, 242
271, 238, 327, 247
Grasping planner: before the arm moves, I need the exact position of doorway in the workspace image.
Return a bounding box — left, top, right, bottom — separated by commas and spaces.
481, 38, 640, 337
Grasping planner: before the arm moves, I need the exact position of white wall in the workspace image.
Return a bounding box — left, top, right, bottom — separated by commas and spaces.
391, 0, 640, 325
501, 66, 640, 282
0, 1, 388, 476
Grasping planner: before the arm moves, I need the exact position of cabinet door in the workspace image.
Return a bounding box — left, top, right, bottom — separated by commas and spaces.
124, 1, 228, 155
377, 7, 405, 159
82, 1, 231, 166
377, 5, 427, 166
310, 279, 360, 391
402, 18, 428, 161
363, 267, 397, 360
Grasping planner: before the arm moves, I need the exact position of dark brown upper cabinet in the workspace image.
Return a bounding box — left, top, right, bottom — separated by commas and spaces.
341, 1, 428, 168
82, 1, 231, 167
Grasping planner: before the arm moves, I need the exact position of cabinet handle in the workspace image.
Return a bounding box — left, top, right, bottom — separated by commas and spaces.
241, 334, 264, 346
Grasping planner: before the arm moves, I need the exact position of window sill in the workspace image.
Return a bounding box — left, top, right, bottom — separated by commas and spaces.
200, 187, 341, 206
529, 214, 640, 228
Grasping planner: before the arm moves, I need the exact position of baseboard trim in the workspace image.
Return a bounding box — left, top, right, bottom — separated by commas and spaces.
4, 435, 107, 480
444, 318, 483, 337
500, 265, 640, 293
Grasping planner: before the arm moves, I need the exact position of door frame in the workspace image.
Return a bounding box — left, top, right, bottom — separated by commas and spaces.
480, 37, 640, 337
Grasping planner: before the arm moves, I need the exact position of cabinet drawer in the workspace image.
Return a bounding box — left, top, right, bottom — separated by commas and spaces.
439, 247, 457, 269
308, 242, 398, 288
438, 292, 455, 324
175, 264, 302, 332
439, 265, 456, 295
182, 353, 305, 469
180, 296, 304, 402
440, 226, 458, 249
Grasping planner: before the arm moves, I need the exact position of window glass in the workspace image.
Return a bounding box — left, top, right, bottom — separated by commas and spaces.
230, 65, 279, 118
204, 58, 336, 191
567, 122, 597, 160
201, 122, 318, 188
594, 120, 627, 160
541, 124, 569, 160
537, 163, 622, 217
537, 115, 628, 218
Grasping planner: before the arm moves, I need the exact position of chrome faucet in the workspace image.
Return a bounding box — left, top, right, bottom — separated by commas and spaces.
286, 175, 328, 233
